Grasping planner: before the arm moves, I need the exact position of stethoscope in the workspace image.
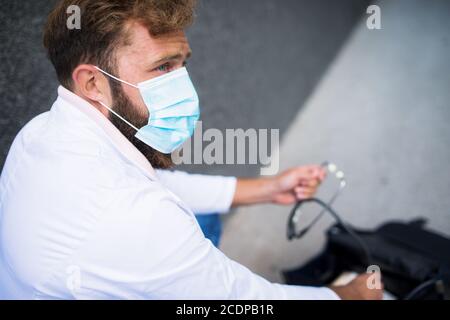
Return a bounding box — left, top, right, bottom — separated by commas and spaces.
286, 161, 372, 266
287, 162, 346, 240
286, 162, 444, 299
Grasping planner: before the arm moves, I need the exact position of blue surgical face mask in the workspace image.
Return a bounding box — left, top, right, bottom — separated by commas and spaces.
95, 66, 200, 154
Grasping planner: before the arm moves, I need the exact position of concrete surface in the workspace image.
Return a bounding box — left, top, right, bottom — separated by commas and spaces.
220, 0, 450, 282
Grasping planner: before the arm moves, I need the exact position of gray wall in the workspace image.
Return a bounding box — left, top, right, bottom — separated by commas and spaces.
0, 0, 368, 176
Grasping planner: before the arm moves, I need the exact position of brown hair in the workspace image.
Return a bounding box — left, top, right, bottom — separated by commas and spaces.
43, 0, 196, 89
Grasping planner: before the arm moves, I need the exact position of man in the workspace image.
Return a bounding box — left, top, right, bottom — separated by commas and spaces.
0, 0, 382, 299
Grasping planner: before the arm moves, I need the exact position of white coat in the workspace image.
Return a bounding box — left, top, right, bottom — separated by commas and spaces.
0, 86, 338, 300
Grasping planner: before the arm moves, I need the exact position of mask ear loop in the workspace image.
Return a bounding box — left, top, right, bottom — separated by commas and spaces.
94, 66, 140, 132
97, 101, 140, 132
94, 66, 139, 88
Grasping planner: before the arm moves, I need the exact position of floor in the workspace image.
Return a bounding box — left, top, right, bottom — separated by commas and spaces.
220, 0, 450, 283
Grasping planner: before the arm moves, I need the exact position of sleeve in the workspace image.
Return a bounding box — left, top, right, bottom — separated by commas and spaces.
72, 185, 340, 300
155, 169, 237, 214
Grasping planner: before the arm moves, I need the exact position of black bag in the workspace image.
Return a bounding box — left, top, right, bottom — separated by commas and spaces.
282, 218, 450, 300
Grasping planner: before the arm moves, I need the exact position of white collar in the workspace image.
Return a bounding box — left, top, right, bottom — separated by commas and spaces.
57, 85, 157, 180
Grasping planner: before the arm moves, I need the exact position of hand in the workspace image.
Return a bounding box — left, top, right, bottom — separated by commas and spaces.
330, 273, 384, 300
232, 165, 326, 207
270, 165, 326, 205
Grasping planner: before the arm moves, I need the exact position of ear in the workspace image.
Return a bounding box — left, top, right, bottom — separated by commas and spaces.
71, 64, 112, 114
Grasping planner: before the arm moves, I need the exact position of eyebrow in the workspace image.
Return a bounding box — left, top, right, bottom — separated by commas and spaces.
151, 51, 192, 67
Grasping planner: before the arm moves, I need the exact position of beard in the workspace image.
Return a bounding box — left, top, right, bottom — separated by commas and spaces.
108, 80, 174, 169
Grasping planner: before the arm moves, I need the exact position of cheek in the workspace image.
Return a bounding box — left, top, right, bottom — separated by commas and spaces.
123, 86, 149, 118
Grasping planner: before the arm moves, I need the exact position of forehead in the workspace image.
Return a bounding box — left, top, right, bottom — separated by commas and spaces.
116, 22, 191, 64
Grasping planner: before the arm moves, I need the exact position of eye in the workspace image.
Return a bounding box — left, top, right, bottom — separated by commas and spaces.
155, 63, 170, 72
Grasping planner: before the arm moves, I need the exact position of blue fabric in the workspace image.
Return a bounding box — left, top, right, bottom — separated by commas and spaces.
195, 213, 222, 247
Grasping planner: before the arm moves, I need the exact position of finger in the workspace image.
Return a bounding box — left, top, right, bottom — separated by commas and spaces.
317, 167, 327, 181
293, 165, 318, 179
295, 186, 316, 194
299, 178, 320, 188
307, 166, 327, 182
296, 184, 318, 194
273, 191, 298, 205
295, 187, 316, 199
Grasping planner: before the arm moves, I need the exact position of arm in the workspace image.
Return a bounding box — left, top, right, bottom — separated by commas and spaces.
155, 169, 236, 214
156, 165, 327, 213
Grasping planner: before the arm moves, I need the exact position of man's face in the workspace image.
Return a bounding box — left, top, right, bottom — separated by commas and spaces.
107, 22, 192, 168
